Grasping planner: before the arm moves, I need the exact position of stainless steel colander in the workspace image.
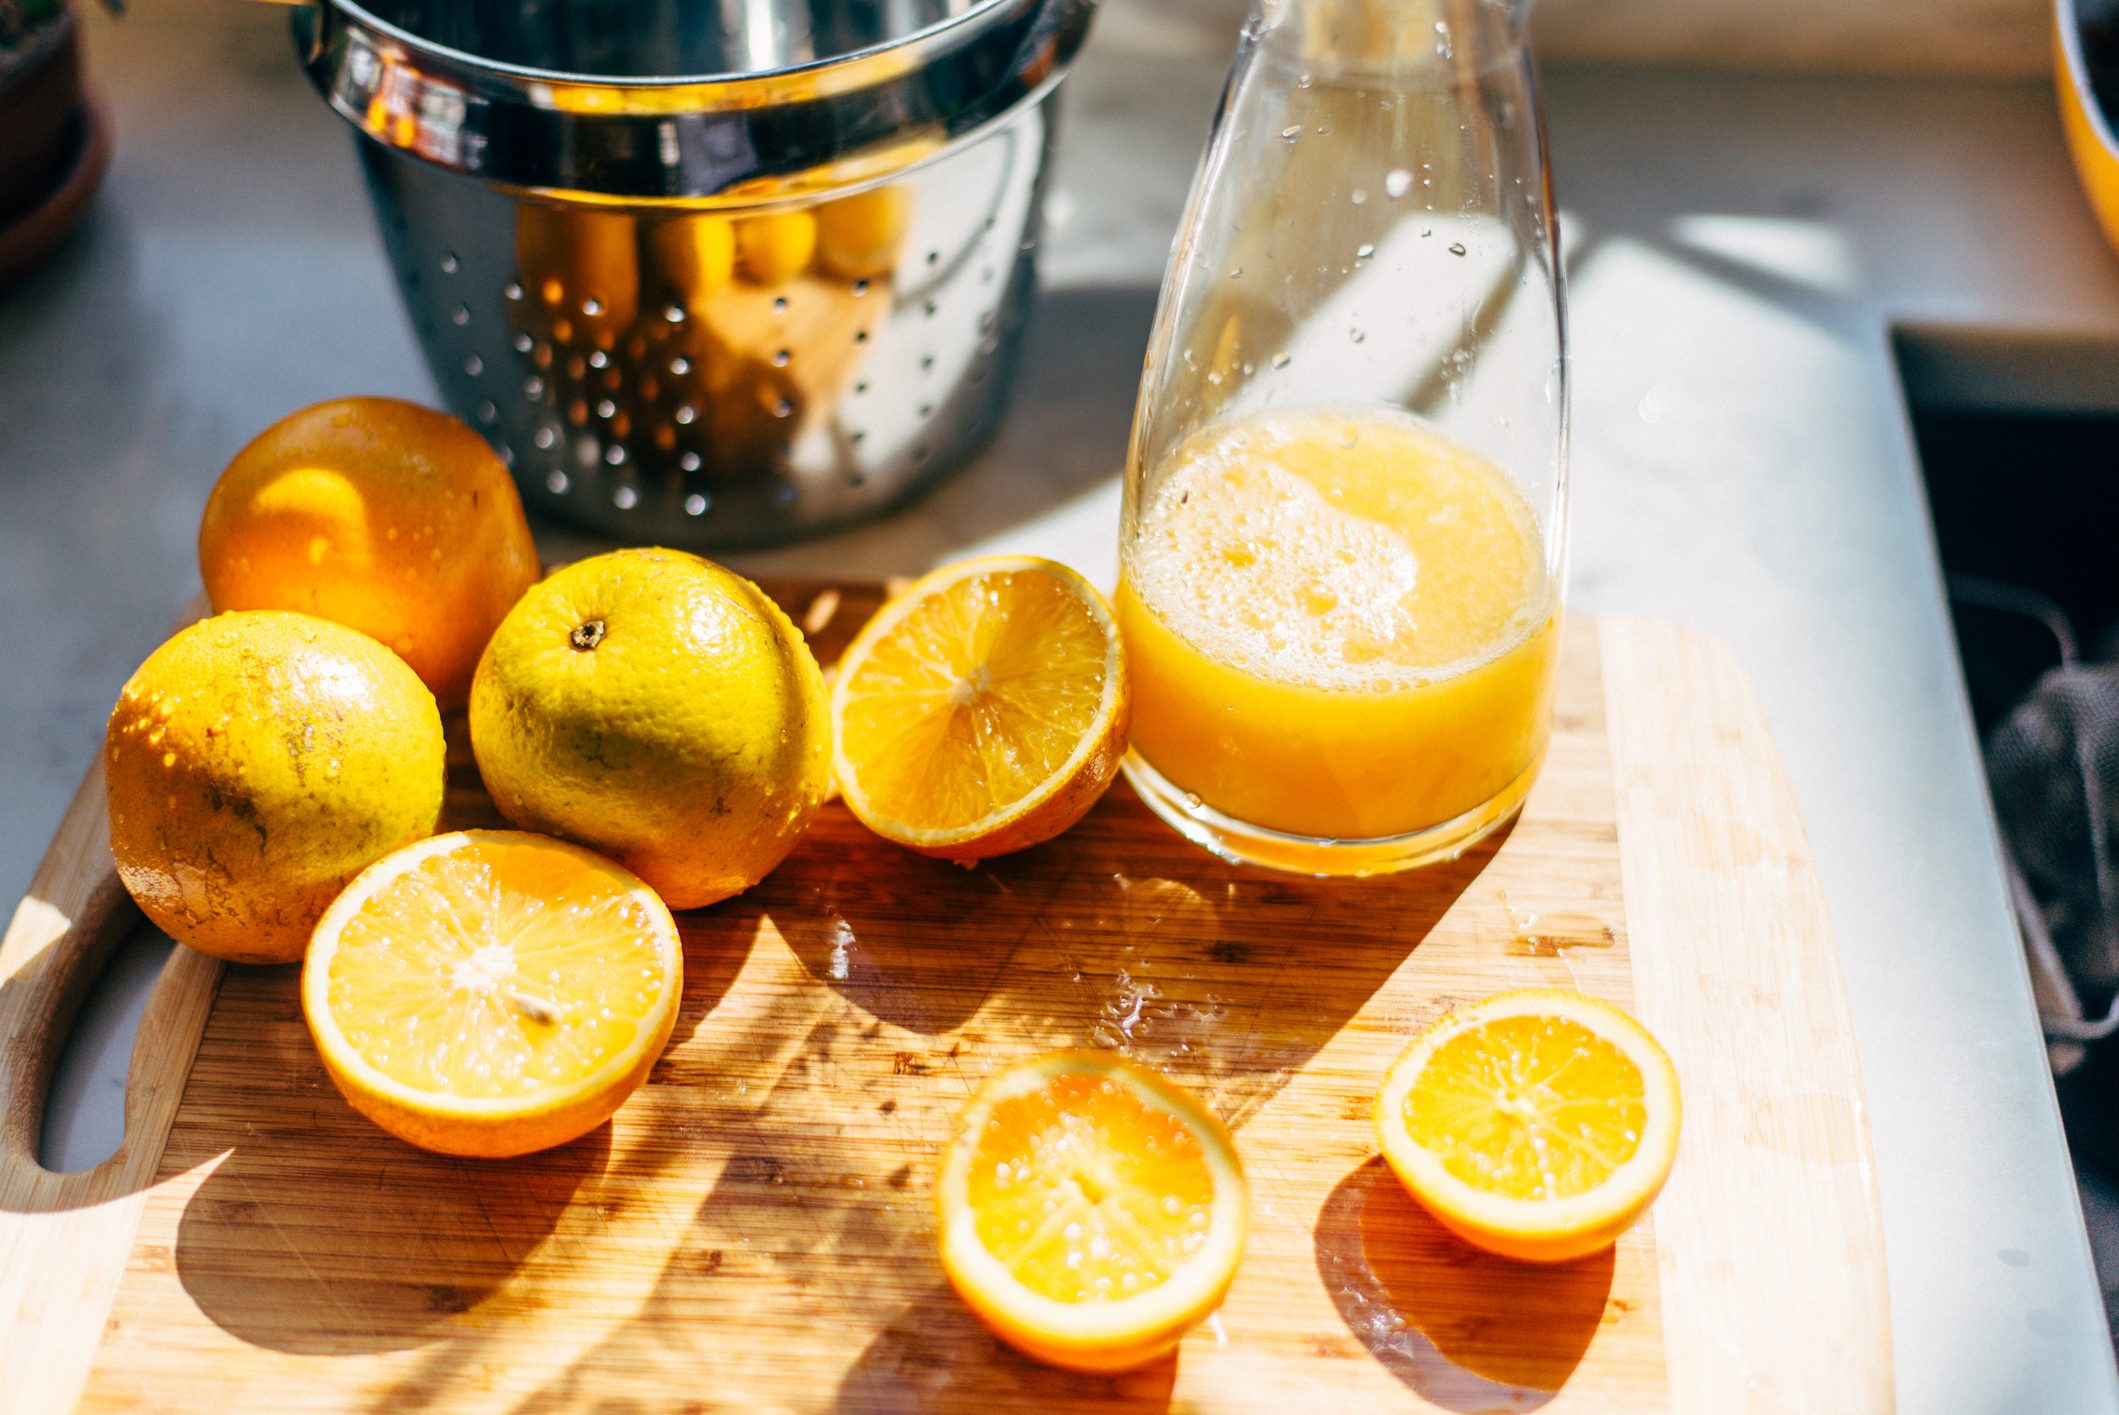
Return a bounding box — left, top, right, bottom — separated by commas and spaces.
292, 0, 1094, 547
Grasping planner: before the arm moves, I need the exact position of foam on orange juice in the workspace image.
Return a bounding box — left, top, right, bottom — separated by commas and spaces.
1117, 408, 1558, 846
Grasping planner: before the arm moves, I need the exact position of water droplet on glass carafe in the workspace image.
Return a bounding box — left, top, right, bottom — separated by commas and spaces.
1355, 243, 1375, 260
1270, 351, 1291, 369
1280, 126, 1301, 143
1385, 169, 1413, 198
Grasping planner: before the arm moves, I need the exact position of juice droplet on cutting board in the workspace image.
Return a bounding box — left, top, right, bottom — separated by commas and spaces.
1504, 913, 1617, 957
1497, 892, 1615, 955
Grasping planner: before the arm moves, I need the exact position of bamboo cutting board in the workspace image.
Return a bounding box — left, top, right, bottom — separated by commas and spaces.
0, 586, 1891, 1413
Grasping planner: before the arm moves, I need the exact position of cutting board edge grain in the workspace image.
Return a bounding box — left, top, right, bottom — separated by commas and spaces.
1602, 615, 1893, 1413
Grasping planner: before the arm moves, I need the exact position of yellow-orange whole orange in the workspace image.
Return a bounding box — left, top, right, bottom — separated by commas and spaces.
815, 186, 912, 280
198, 397, 541, 707
469, 549, 832, 909
734, 211, 818, 285
105, 611, 447, 964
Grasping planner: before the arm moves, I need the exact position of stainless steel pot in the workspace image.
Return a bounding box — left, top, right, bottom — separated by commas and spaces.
292, 0, 1095, 547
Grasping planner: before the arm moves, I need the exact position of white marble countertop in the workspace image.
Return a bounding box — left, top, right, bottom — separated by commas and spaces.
7, 2, 2119, 1409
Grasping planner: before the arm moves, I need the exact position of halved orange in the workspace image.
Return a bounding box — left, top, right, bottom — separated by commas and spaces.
302, 830, 683, 1158
936, 1050, 1247, 1372
1374, 989, 1681, 1263
831, 556, 1129, 861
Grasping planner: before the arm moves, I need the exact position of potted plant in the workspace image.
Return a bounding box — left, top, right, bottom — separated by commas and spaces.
0, 0, 110, 283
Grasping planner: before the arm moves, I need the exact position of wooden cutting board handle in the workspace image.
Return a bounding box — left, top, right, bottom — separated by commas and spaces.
0, 760, 140, 1185
0, 758, 223, 1415
3, 591, 223, 1203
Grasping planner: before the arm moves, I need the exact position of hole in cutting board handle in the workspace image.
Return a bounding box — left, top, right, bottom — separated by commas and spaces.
35, 918, 176, 1173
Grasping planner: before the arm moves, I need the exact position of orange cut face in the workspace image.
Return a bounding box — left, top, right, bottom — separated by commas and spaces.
965, 1072, 1220, 1303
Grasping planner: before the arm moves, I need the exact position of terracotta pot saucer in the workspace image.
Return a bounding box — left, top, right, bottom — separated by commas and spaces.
0, 90, 111, 286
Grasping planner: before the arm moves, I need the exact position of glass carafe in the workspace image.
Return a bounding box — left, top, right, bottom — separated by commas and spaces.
1116, 0, 1568, 875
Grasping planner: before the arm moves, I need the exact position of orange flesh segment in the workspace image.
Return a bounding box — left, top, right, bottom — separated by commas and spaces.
324, 836, 671, 1099
837, 569, 1113, 832
966, 1074, 1219, 1303
1402, 1014, 1647, 1200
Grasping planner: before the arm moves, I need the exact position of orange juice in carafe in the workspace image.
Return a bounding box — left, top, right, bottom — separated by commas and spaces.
1116, 407, 1558, 869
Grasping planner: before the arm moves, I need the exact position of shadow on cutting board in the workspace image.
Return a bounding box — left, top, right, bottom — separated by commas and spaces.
174, 1115, 614, 1356
159, 782, 1506, 1406
348, 796, 1496, 1411
832, 1281, 1182, 1413
1314, 1158, 1614, 1409
167, 913, 752, 1357
753, 791, 1506, 1127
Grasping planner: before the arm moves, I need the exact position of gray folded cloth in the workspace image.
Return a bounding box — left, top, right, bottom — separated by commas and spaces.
1973, 577, 2119, 1075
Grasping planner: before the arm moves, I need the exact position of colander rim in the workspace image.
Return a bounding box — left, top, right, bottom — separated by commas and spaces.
323, 0, 1024, 90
